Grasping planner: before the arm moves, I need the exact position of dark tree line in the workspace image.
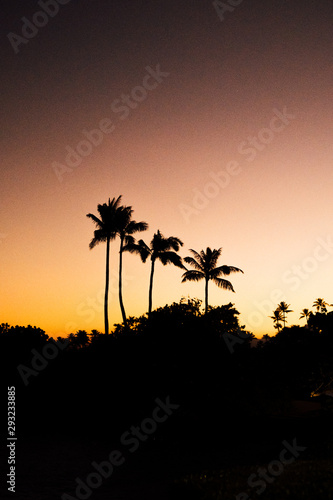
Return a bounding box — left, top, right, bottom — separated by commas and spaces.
2, 303, 333, 443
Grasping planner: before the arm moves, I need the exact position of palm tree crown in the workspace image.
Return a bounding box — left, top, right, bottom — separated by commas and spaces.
181, 247, 243, 314
86, 196, 124, 335
299, 308, 312, 323
87, 196, 123, 249
269, 308, 283, 332
277, 301, 293, 328
313, 298, 331, 314
125, 230, 184, 315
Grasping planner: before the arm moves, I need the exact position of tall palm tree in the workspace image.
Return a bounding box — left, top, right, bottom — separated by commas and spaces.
313, 298, 330, 314
126, 230, 184, 315
117, 207, 148, 327
277, 301, 293, 328
181, 247, 243, 314
86, 196, 123, 335
299, 308, 311, 324
269, 308, 283, 332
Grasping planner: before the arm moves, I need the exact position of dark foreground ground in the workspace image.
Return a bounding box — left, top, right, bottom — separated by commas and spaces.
2, 400, 333, 500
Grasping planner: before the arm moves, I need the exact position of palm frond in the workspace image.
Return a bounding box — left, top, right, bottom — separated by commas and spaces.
89, 235, 106, 249
158, 251, 185, 268
181, 270, 205, 283
212, 265, 244, 277
123, 240, 151, 262
167, 236, 183, 251
200, 247, 222, 269
277, 302, 293, 313
188, 249, 205, 269
124, 235, 135, 247
127, 220, 148, 234
211, 277, 235, 291
184, 256, 203, 272
86, 213, 103, 227
150, 230, 183, 256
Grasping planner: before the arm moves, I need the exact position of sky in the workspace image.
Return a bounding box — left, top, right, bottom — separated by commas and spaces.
1, 0, 332, 338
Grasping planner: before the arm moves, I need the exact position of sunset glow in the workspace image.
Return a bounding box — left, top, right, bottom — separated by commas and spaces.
1, 0, 332, 339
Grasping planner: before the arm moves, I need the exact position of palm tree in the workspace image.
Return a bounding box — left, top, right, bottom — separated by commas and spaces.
86, 196, 123, 335
299, 308, 311, 324
181, 247, 243, 314
313, 298, 330, 314
277, 301, 293, 328
0, 323, 10, 334
75, 330, 90, 348
126, 230, 184, 315
117, 207, 148, 327
269, 308, 283, 332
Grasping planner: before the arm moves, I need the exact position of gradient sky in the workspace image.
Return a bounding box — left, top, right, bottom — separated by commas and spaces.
1, 0, 332, 338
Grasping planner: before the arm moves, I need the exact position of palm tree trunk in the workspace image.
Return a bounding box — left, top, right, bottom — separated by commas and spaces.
104, 236, 110, 335
118, 237, 127, 328
205, 278, 209, 315
148, 258, 155, 316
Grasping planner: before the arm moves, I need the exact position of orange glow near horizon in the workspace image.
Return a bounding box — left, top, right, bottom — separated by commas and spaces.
1, 2, 332, 340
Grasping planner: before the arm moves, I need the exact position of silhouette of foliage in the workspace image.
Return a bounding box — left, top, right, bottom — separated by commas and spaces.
86, 196, 124, 334
299, 308, 312, 324
313, 298, 332, 314
117, 205, 148, 327
277, 301, 293, 328
181, 247, 243, 314
269, 308, 283, 332
125, 229, 185, 315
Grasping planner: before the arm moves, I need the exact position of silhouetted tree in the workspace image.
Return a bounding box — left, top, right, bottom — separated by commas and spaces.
86, 196, 123, 334
206, 302, 252, 345
1, 324, 49, 344
67, 332, 78, 349
269, 308, 283, 332
65, 330, 89, 349
299, 308, 312, 325
118, 207, 148, 327
277, 301, 293, 328
179, 296, 203, 316
313, 298, 331, 314
89, 329, 102, 342
0, 323, 10, 334
126, 230, 184, 315
308, 310, 333, 334
75, 330, 90, 348
56, 335, 68, 344
181, 247, 243, 314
